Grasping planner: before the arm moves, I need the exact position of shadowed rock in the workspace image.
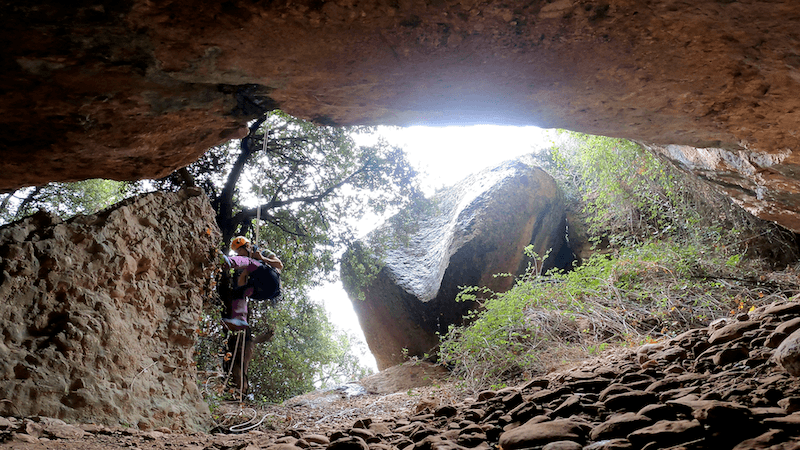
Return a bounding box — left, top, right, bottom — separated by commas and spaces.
342, 160, 574, 369
4, 1, 800, 233
9, 297, 800, 445
0, 188, 219, 430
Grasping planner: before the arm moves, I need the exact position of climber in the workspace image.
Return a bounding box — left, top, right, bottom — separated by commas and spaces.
219, 235, 284, 395
221, 235, 284, 331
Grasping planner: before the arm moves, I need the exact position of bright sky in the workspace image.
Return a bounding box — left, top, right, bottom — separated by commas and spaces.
313, 125, 553, 371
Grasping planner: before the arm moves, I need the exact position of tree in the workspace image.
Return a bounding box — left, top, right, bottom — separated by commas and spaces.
244, 291, 373, 401
153, 110, 421, 289
166, 110, 421, 400
536, 131, 780, 251
0, 179, 130, 225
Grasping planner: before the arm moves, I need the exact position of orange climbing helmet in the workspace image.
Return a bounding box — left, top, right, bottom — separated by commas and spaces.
230, 236, 250, 252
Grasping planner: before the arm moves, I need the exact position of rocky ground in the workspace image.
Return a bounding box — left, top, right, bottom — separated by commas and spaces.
7, 300, 800, 449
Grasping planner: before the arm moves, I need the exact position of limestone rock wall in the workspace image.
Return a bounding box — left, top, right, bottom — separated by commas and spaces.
342, 160, 574, 370
648, 143, 800, 232
0, 188, 220, 431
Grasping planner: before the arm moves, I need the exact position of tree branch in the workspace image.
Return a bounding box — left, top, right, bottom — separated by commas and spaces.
229, 163, 372, 233
268, 138, 315, 165
216, 116, 271, 242
271, 163, 301, 204
265, 215, 308, 238
176, 167, 196, 187
15, 186, 42, 219
0, 190, 16, 218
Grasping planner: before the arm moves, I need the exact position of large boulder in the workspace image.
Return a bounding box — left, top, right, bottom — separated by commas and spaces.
342, 160, 574, 370
0, 188, 219, 430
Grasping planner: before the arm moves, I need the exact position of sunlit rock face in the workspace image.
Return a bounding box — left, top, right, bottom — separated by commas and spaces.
647, 144, 800, 233
4, 1, 800, 231
342, 160, 574, 370
0, 188, 219, 430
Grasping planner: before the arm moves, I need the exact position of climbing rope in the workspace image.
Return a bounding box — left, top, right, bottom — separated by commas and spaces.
254, 121, 268, 247
216, 122, 273, 432
228, 408, 276, 433
238, 329, 245, 403
202, 330, 247, 404
223, 330, 246, 404
0, 399, 22, 416
212, 406, 279, 433
204, 330, 270, 432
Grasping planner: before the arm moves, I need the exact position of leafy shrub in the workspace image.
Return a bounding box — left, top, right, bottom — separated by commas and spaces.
536, 131, 793, 253
439, 132, 800, 391
196, 287, 373, 404
246, 294, 372, 402
439, 239, 793, 390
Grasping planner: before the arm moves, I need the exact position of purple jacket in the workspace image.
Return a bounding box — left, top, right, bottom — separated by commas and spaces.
224, 255, 265, 326
228, 255, 263, 273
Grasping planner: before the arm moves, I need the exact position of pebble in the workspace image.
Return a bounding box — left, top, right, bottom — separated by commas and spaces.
9, 300, 800, 449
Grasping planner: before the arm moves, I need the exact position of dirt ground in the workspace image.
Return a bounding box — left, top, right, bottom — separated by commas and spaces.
0, 362, 468, 449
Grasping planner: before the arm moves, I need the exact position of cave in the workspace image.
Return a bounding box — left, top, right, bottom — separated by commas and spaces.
3, 0, 800, 432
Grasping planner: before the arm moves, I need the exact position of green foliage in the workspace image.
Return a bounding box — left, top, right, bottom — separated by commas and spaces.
196, 293, 372, 406
340, 242, 385, 301
725, 254, 742, 268
439, 238, 782, 389
150, 110, 421, 291
587, 343, 609, 356
340, 194, 438, 298
197, 258, 375, 403
178, 111, 412, 402
540, 131, 699, 247
440, 131, 799, 391
246, 294, 373, 402
0, 179, 131, 224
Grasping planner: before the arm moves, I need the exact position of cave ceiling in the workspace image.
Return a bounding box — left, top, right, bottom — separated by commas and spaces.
2, 1, 800, 229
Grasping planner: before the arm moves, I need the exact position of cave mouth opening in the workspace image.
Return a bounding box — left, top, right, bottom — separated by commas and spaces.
352, 124, 553, 195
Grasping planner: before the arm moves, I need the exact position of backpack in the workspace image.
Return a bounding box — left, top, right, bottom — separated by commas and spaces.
243, 263, 282, 305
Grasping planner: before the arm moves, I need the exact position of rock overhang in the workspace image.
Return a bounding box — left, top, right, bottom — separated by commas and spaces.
3, 0, 800, 229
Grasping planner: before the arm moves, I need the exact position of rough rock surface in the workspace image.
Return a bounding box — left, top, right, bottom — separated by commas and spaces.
647, 143, 800, 234
359, 362, 450, 396
10, 300, 800, 448
4, 1, 800, 233
0, 188, 220, 431
342, 160, 574, 370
